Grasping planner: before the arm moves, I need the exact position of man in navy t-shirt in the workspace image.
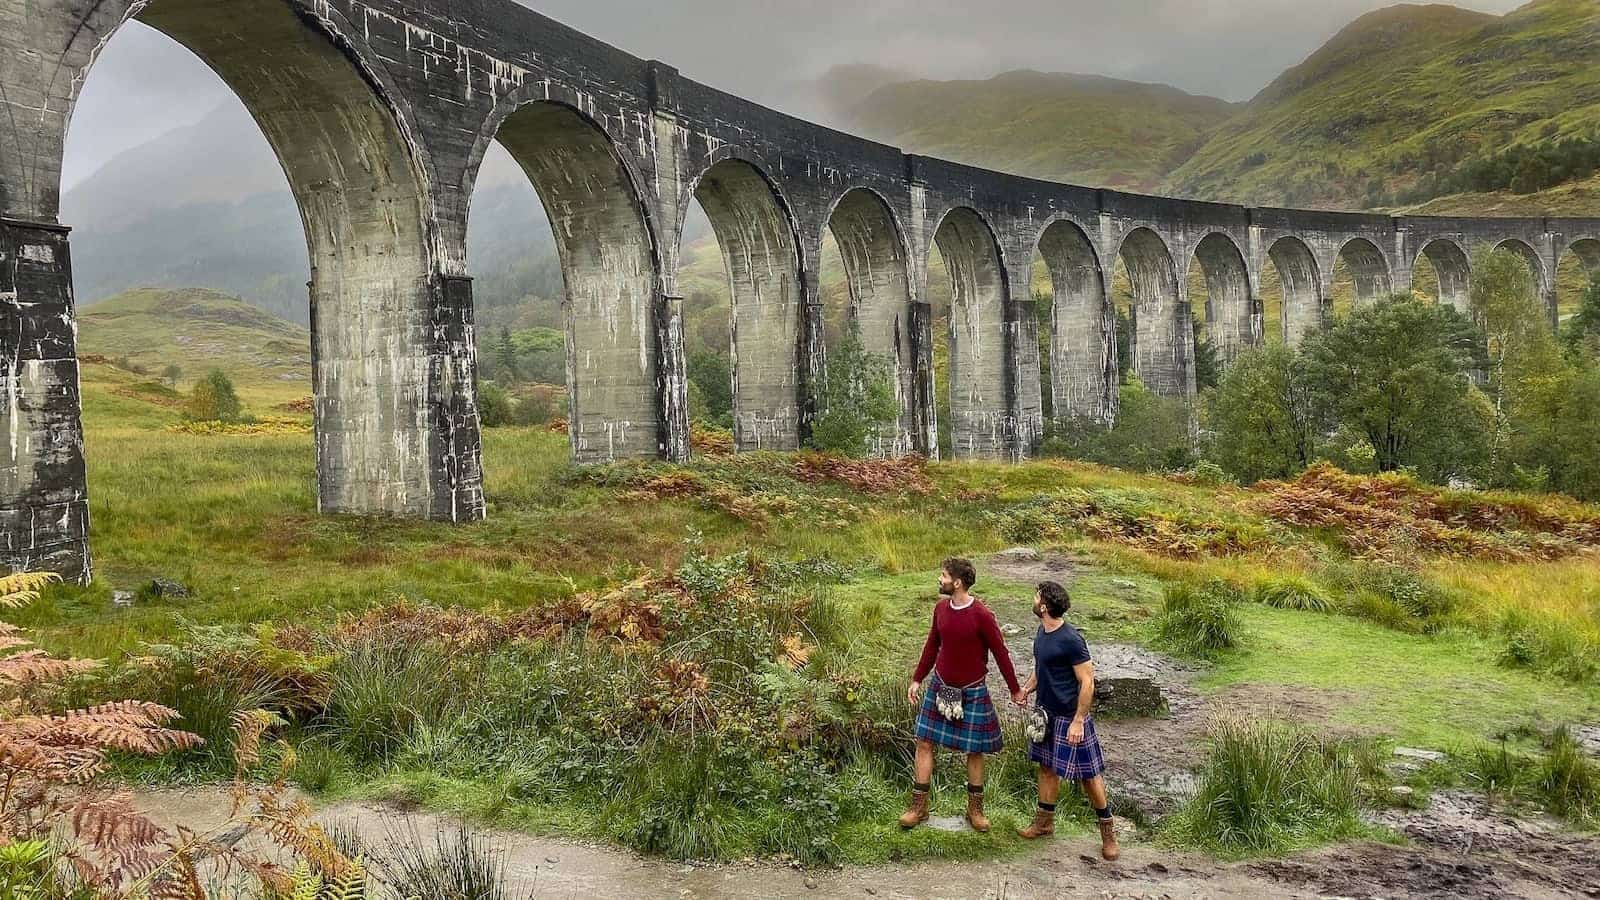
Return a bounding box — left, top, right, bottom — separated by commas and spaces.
1017, 580, 1120, 861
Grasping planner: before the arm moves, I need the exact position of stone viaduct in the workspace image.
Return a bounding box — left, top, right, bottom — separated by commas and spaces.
4, 0, 1599, 582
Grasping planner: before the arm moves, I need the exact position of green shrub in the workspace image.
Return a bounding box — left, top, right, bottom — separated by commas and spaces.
1152, 580, 1244, 658
1162, 718, 1366, 856
1252, 576, 1333, 613
1320, 560, 1463, 634
185, 368, 243, 423
809, 332, 898, 457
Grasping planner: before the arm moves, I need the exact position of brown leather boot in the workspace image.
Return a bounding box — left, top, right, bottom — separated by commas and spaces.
898, 787, 929, 829
1098, 817, 1120, 861
965, 786, 990, 833
1016, 806, 1055, 839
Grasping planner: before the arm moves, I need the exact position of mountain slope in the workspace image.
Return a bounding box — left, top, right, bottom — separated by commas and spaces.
1166, 0, 1600, 209
78, 288, 311, 390
835, 70, 1238, 191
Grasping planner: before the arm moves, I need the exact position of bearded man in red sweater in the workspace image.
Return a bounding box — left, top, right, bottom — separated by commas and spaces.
900, 557, 1025, 832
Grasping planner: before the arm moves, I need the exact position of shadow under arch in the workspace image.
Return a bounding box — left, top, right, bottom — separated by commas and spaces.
61, 0, 478, 521
1333, 237, 1394, 309
1117, 227, 1190, 399
931, 207, 1010, 459
823, 187, 916, 455
1415, 239, 1472, 314
1035, 218, 1113, 424
691, 159, 806, 452
482, 100, 664, 464
1266, 236, 1322, 347
1190, 233, 1254, 363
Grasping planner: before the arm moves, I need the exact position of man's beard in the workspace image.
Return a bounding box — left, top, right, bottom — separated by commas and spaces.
1032, 602, 1045, 619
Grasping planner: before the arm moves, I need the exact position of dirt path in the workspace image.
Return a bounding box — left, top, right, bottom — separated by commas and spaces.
132, 786, 1599, 899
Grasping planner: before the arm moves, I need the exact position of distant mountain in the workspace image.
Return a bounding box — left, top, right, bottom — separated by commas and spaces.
1166, 0, 1600, 210
62, 105, 563, 330
832, 69, 1238, 191
77, 287, 310, 386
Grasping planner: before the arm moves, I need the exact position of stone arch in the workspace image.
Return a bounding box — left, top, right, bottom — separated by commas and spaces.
1189, 233, 1254, 363
60, 0, 478, 522
1415, 239, 1472, 314
1333, 237, 1394, 308
480, 100, 663, 464
1494, 237, 1547, 294
691, 159, 805, 451
1116, 227, 1189, 399
1035, 218, 1112, 423
1267, 236, 1322, 346
823, 187, 915, 455
1558, 237, 1600, 325
931, 207, 1010, 459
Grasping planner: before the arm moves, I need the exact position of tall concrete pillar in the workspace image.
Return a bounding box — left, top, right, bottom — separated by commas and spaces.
656, 293, 691, 462
1007, 296, 1044, 460
0, 219, 90, 582
908, 301, 938, 458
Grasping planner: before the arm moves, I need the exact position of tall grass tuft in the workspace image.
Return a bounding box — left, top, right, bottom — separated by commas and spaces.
323, 639, 457, 762
377, 821, 535, 900
1162, 717, 1366, 856
1151, 580, 1244, 658
1537, 726, 1599, 824
1252, 576, 1333, 613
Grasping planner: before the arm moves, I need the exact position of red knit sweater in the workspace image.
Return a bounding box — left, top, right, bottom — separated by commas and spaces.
911, 596, 1020, 694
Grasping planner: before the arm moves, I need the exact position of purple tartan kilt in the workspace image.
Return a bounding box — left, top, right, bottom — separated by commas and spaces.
914, 674, 1003, 754
1029, 712, 1106, 781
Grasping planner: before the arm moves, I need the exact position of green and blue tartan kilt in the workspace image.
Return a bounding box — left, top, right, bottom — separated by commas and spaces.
914, 673, 1003, 754
1029, 712, 1106, 781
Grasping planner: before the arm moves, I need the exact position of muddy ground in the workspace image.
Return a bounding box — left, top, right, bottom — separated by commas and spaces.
131, 548, 1600, 899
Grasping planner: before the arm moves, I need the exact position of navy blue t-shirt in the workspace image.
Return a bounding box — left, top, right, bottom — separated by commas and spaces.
1033, 622, 1093, 715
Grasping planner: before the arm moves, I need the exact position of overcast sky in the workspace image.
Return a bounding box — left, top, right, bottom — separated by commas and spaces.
64, 0, 1526, 188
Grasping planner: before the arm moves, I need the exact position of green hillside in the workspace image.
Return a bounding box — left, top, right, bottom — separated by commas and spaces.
1165, 0, 1600, 209
838, 70, 1238, 191
78, 287, 310, 402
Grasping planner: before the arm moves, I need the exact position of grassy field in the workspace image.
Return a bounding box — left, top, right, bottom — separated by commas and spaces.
23, 351, 1598, 865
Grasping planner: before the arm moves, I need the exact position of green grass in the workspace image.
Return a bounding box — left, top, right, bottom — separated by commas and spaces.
25, 350, 1600, 866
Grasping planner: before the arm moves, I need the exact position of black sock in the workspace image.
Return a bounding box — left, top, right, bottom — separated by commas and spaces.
967, 783, 984, 794
1039, 801, 1057, 813
913, 782, 930, 793
1094, 805, 1112, 820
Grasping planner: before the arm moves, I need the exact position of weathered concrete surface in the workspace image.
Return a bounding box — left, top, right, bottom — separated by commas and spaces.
8, 0, 1600, 577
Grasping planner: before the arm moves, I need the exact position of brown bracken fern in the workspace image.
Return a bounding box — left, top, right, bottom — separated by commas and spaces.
0, 572, 364, 898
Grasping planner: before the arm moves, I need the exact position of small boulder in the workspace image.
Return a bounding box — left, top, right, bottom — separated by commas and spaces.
111, 590, 135, 608
149, 577, 189, 599
1393, 747, 1446, 763
1094, 676, 1167, 720
994, 547, 1042, 563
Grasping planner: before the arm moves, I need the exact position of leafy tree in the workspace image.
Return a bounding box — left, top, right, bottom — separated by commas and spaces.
1508, 365, 1600, 500
1564, 272, 1600, 361
477, 381, 514, 428
809, 332, 897, 456
511, 326, 567, 384
161, 364, 183, 389
1300, 298, 1491, 481
186, 369, 243, 423
1470, 248, 1564, 476
687, 350, 734, 429
1192, 320, 1221, 391
1114, 307, 1133, 383
1044, 378, 1193, 472
1203, 345, 1317, 483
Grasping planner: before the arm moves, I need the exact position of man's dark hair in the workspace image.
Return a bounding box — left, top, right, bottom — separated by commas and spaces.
1038, 581, 1071, 618
942, 557, 977, 590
